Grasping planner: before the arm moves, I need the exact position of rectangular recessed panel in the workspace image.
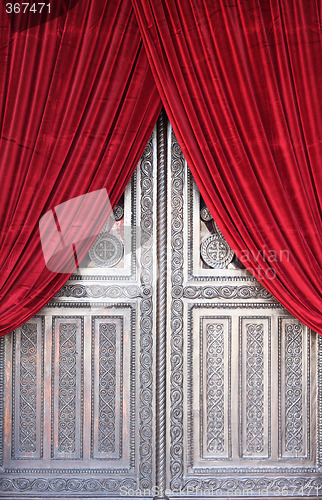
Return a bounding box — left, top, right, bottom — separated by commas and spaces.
279, 317, 309, 459
239, 317, 270, 459
52, 317, 83, 460
201, 317, 231, 459
91, 316, 123, 460
12, 318, 44, 460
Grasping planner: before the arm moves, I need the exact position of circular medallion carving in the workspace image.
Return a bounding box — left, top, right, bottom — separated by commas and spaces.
200, 206, 213, 222
89, 234, 123, 267
200, 235, 234, 269
113, 205, 124, 221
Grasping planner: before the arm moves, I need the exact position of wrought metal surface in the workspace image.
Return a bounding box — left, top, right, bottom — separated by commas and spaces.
12, 318, 44, 460
97, 322, 117, 453
206, 323, 225, 454
200, 234, 234, 269
169, 127, 185, 493
155, 110, 168, 500
89, 233, 123, 268
200, 206, 213, 222
139, 135, 155, 490
113, 204, 124, 221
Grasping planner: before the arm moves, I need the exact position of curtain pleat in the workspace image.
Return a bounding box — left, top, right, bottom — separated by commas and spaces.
132, 0, 322, 335
1, 0, 321, 337
0, 0, 161, 336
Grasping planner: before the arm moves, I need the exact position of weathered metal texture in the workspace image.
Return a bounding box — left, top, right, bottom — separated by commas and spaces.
154, 109, 168, 500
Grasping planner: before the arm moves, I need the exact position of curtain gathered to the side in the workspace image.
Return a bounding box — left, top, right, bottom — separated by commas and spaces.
0, 0, 321, 338
0, 0, 162, 336
132, 0, 322, 335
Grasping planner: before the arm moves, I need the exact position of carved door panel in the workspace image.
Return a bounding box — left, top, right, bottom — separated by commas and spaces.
0, 117, 321, 499
166, 126, 321, 499
0, 128, 158, 499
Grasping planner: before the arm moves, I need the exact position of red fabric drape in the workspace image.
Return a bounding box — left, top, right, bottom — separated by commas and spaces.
133, 0, 322, 335
0, 0, 161, 336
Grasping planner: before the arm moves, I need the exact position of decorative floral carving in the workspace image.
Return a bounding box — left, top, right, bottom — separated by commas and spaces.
58, 323, 77, 453
139, 137, 154, 489
56, 284, 142, 298
285, 323, 303, 453
18, 324, 38, 453
98, 323, 116, 453
245, 323, 265, 454
184, 285, 273, 300
206, 324, 225, 453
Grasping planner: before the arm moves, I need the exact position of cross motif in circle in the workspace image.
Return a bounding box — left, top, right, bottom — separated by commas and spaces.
208, 240, 227, 262
96, 239, 116, 260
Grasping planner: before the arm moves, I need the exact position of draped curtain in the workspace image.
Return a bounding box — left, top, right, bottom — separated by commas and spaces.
133, 0, 322, 335
0, 0, 161, 336
0, 0, 321, 336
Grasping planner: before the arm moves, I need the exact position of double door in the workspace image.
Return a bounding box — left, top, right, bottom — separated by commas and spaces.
0, 115, 321, 499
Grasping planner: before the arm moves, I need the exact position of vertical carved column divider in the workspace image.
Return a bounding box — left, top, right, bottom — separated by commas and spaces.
154, 109, 169, 500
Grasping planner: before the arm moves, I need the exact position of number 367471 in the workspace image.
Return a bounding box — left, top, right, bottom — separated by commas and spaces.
6, 3, 51, 13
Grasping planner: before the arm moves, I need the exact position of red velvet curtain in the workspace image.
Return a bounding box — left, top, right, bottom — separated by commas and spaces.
1, 0, 322, 337
133, 0, 322, 335
0, 0, 161, 336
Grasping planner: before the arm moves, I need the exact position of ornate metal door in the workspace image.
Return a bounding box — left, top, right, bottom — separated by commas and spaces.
0, 114, 321, 499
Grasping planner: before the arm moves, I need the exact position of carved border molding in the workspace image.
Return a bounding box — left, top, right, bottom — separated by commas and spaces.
189, 302, 287, 311
46, 301, 137, 309
155, 110, 168, 498
139, 135, 154, 489
184, 285, 274, 300
181, 476, 322, 496
55, 284, 142, 299
169, 128, 185, 491
0, 477, 137, 493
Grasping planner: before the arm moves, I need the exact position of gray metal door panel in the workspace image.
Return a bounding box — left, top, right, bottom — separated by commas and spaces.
166, 124, 321, 498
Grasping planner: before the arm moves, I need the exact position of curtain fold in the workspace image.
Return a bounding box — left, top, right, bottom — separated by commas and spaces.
0, 0, 161, 336
132, 0, 322, 335
1, 0, 321, 337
